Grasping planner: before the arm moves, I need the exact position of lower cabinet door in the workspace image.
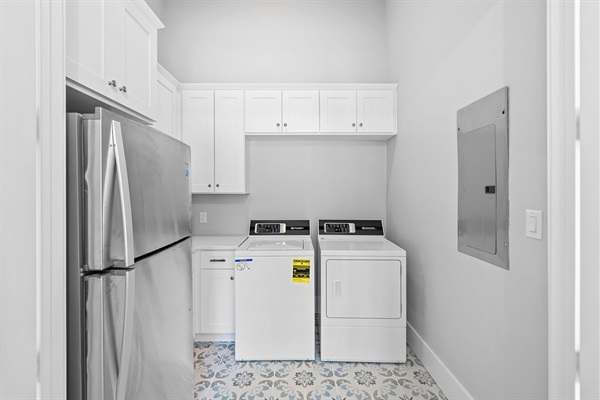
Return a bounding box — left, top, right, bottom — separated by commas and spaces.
200, 269, 235, 334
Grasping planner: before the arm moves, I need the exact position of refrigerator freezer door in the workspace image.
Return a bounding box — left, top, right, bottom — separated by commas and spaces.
84, 269, 136, 400
80, 108, 191, 271
125, 238, 193, 400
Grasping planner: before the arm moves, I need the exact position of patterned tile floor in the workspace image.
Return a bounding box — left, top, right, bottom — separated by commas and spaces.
194, 338, 447, 400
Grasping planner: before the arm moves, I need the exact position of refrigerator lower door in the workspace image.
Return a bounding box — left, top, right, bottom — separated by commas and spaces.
84, 269, 136, 400
125, 238, 193, 400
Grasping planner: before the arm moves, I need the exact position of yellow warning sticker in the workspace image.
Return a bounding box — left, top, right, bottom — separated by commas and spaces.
292, 258, 311, 283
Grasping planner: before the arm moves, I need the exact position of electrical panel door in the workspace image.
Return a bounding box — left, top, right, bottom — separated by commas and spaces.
457, 87, 509, 270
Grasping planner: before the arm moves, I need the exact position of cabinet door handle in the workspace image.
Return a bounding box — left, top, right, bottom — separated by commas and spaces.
108, 80, 117, 87
119, 85, 127, 93
216, 184, 220, 188
276, 123, 281, 127
352, 123, 356, 127
208, 184, 212, 187
210, 259, 226, 262
359, 123, 363, 127
230, 276, 234, 280
283, 123, 287, 127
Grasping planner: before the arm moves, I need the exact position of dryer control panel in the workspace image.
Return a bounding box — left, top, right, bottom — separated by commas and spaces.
249, 220, 310, 236
319, 220, 384, 236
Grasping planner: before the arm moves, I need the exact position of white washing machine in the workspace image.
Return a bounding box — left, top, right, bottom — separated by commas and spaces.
318, 219, 407, 363
234, 220, 315, 361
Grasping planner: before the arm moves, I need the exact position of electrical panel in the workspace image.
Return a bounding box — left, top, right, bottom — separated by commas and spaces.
457, 87, 509, 270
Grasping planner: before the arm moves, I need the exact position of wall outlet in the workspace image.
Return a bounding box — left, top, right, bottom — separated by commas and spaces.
199, 212, 207, 224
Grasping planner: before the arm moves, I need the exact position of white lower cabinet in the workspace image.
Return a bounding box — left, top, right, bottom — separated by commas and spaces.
193, 250, 235, 340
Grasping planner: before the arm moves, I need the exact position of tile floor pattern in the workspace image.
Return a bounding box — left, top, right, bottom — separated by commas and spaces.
194, 340, 447, 400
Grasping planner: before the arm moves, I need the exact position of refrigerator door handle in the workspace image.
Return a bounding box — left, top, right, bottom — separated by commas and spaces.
116, 269, 136, 400
111, 120, 135, 267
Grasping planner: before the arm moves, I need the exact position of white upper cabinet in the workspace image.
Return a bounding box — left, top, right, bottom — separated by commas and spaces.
245, 90, 320, 133
320, 89, 395, 134
282, 90, 319, 133
357, 90, 395, 133
66, 0, 111, 98
182, 90, 245, 194
184, 84, 397, 140
214, 91, 245, 194
119, 1, 157, 117
320, 90, 358, 133
182, 90, 215, 193
155, 65, 181, 140
245, 90, 282, 132
66, 0, 163, 120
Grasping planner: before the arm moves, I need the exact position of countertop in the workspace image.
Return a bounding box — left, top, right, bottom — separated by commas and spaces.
191, 235, 248, 252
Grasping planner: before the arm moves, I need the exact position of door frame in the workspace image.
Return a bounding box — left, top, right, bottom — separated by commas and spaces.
578, 0, 600, 397
547, 1, 577, 399
39, 0, 66, 398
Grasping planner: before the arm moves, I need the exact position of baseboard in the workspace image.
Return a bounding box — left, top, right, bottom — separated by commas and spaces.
194, 333, 235, 342
407, 322, 473, 400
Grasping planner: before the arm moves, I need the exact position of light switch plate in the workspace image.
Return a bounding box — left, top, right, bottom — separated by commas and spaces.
199, 212, 207, 224
525, 209, 543, 240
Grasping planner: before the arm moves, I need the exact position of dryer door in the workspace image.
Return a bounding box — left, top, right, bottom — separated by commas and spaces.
326, 259, 401, 319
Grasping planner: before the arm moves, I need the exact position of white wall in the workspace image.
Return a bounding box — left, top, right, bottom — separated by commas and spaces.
0, 1, 39, 398
158, 0, 389, 234
385, 1, 547, 399
145, 0, 166, 21
158, 0, 387, 83
192, 140, 387, 235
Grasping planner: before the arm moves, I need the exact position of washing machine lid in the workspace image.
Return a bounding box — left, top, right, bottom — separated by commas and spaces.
319, 238, 406, 257
248, 240, 305, 250
236, 237, 315, 257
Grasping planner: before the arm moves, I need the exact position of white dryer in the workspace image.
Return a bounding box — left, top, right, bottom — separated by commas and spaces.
234, 220, 315, 361
318, 219, 407, 363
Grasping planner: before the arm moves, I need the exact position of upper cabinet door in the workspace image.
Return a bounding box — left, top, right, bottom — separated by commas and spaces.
357, 90, 394, 133
320, 90, 357, 133
245, 90, 282, 132
182, 90, 215, 193
155, 67, 179, 139
117, 1, 157, 119
66, 0, 116, 99
66, 0, 162, 121
215, 91, 245, 194
282, 90, 319, 133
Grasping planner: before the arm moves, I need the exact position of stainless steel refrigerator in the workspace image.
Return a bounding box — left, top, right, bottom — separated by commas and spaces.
66, 108, 193, 400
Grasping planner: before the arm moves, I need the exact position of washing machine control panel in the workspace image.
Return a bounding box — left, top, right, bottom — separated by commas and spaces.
254, 223, 286, 234
324, 223, 356, 233
249, 220, 311, 236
